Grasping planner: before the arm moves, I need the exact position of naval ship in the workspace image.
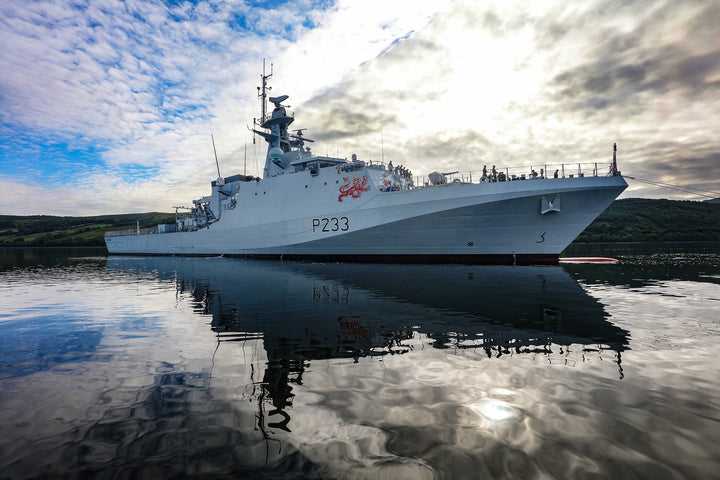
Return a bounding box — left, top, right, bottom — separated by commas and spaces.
105, 66, 627, 263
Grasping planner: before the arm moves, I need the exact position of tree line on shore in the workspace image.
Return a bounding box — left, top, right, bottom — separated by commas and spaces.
0, 199, 718, 248
0, 212, 175, 247
574, 198, 719, 242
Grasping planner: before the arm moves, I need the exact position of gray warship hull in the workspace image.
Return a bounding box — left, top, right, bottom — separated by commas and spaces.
106, 171, 626, 263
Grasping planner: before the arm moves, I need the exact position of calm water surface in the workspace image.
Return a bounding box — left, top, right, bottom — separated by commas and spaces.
1, 244, 719, 479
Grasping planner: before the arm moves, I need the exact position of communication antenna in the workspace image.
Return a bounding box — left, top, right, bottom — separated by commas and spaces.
210, 123, 221, 178
254, 141, 259, 177
612, 142, 618, 175
381, 126, 385, 164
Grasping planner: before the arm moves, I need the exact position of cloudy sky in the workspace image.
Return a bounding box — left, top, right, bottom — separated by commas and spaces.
1, 0, 719, 215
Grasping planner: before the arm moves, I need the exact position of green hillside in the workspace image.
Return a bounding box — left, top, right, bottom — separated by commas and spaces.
574, 198, 720, 243
0, 199, 718, 248
0, 213, 175, 247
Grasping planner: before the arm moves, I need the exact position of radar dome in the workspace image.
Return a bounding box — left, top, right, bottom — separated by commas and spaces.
269, 147, 283, 161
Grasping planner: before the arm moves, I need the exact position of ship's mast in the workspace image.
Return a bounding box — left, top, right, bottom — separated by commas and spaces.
612, 142, 618, 176
257, 59, 273, 124
250, 61, 301, 178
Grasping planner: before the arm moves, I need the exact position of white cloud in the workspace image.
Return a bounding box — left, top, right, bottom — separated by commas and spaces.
293, 0, 720, 199
1, 0, 719, 215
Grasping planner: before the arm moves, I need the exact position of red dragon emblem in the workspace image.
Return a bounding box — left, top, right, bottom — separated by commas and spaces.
338, 175, 370, 202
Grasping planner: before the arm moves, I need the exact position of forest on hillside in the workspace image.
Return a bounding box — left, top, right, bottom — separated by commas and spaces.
0, 212, 175, 247
574, 198, 719, 243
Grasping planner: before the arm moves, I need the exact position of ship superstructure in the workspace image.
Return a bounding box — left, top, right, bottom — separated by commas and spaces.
105, 64, 627, 263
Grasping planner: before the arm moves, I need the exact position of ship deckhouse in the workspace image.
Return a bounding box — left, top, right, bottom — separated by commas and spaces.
251, 65, 347, 178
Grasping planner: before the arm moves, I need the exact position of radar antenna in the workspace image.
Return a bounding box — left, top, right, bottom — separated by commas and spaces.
290, 129, 314, 142
290, 128, 314, 149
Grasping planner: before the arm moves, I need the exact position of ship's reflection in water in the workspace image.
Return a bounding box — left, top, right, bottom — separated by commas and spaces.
162, 258, 629, 355
106, 257, 629, 463
6, 249, 718, 480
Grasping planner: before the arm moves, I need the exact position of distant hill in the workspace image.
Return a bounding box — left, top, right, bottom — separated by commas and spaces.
0, 199, 718, 248
0, 213, 175, 247
574, 198, 720, 243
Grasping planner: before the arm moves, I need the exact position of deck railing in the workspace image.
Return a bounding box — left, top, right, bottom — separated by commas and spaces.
104, 227, 156, 237
414, 161, 615, 187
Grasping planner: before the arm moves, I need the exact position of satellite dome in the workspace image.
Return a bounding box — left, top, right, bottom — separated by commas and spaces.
269, 147, 283, 161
